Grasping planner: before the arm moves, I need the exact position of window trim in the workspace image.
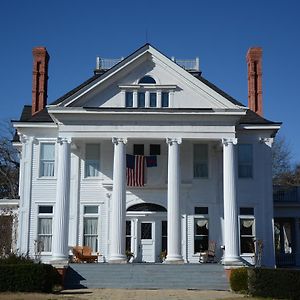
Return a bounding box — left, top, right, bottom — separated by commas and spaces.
36, 204, 54, 254
38, 142, 56, 178
82, 205, 100, 254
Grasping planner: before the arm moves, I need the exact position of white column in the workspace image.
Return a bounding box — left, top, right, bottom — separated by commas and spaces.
222, 138, 241, 265
145, 91, 150, 108
165, 137, 183, 264
157, 91, 162, 108
18, 135, 34, 255
52, 137, 71, 263
259, 137, 276, 267
133, 91, 138, 108
108, 137, 127, 263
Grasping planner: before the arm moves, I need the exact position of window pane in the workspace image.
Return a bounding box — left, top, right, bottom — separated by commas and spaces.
240, 207, 254, 215
238, 144, 253, 178
161, 92, 169, 107
126, 220, 131, 235
150, 93, 157, 107
39, 206, 53, 214
195, 207, 208, 215
138, 92, 145, 107
133, 144, 144, 155
41, 143, 55, 160
83, 217, 98, 252
84, 206, 98, 214
85, 144, 100, 177
139, 76, 156, 84
194, 218, 209, 253
241, 237, 254, 253
193, 144, 208, 178
40, 143, 55, 177
84, 218, 98, 234
150, 144, 160, 155
125, 92, 133, 107
141, 223, 152, 239
38, 217, 52, 252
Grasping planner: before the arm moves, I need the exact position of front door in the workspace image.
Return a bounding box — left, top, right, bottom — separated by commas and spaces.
139, 221, 155, 262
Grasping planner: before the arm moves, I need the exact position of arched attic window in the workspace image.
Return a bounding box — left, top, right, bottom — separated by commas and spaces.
127, 203, 166, 212
138, 75, 156, 84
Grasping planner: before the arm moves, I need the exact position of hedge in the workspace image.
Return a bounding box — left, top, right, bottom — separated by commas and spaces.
248, 268, 300, 300
0, 263, 61, 292
229, 267, 248, 292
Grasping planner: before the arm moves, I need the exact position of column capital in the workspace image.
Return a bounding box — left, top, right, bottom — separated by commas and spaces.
57, 137, 71, 145
19, 134, 36, 144
166, 137, 182, 145
112, 137, 127, 145
259, 137, 274, 147
222, 138, 238, 146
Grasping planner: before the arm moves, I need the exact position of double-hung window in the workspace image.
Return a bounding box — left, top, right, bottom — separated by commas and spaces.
138, 92, 145, 107
40, 143, 55, 177
238, 144, 253, 178
37, 206, 53, 252
239, 207, 255, 254
193, 144, 208, 178
85, 144, 100, 177
83, 205, 99, 252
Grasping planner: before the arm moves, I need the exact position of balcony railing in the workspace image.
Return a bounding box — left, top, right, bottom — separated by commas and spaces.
95, 56, 200, 72
273, 186, 300, 202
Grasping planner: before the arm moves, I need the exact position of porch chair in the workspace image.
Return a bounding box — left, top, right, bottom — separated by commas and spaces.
199, 240, 216, 263
72, 246, 98, 263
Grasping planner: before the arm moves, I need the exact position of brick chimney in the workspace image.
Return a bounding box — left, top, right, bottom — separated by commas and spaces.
32, 47, 49, 116
246, 47, 263, 116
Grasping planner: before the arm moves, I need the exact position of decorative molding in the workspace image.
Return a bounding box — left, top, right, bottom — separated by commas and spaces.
222, 138, 238, 146
112, 137, 127, 145
259, 137, 274, 147
57, 137, 71, 144
166, 137, 182, 145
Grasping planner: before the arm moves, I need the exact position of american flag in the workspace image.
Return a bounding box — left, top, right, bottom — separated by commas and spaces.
126, 154, 145, 187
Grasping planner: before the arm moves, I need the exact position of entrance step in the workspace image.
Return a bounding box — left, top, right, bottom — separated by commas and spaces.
64, 263, 229, 290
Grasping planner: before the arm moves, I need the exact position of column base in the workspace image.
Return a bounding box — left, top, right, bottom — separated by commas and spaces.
108, 255, 127, 264
222, 256, 244, 267
165, 255, 184, 264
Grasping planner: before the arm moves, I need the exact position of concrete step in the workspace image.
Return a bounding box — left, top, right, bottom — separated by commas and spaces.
64, 263, 229, 290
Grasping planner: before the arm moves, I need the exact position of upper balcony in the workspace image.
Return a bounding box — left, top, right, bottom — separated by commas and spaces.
273, 186, 300, 203
95, 56, 200, 73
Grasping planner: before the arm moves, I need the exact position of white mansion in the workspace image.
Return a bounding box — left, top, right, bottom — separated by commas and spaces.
13, 44, 281, 266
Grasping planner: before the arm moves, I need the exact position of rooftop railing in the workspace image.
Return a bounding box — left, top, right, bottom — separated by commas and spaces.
95, 56, 200, 72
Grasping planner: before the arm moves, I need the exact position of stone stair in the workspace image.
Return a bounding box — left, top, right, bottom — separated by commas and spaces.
64, 263, 229, 290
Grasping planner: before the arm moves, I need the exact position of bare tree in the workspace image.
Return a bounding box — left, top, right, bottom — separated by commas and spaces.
272, 135, 300, 186
0, 120, 19, 199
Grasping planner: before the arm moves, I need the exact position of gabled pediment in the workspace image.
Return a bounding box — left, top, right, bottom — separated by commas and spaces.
49, 44, 245, 111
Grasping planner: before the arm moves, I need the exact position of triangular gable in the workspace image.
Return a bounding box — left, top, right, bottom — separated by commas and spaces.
49, 44, 245, 110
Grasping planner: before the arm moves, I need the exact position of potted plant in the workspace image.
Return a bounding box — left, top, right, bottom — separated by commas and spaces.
159, 250, 167, 263
125, 250, 134, 263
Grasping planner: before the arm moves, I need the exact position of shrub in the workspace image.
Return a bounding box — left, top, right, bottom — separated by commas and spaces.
230, 267, 248, 292
0, 263, 61, 292
248, 268, 300, 300
0, 252, 34, 265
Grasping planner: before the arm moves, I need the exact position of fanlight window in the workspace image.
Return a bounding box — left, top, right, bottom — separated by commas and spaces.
127, 203, 166, 212
138, 76, 156, 84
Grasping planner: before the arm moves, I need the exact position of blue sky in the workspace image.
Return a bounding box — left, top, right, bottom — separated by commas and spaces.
1, 0, 299, 164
